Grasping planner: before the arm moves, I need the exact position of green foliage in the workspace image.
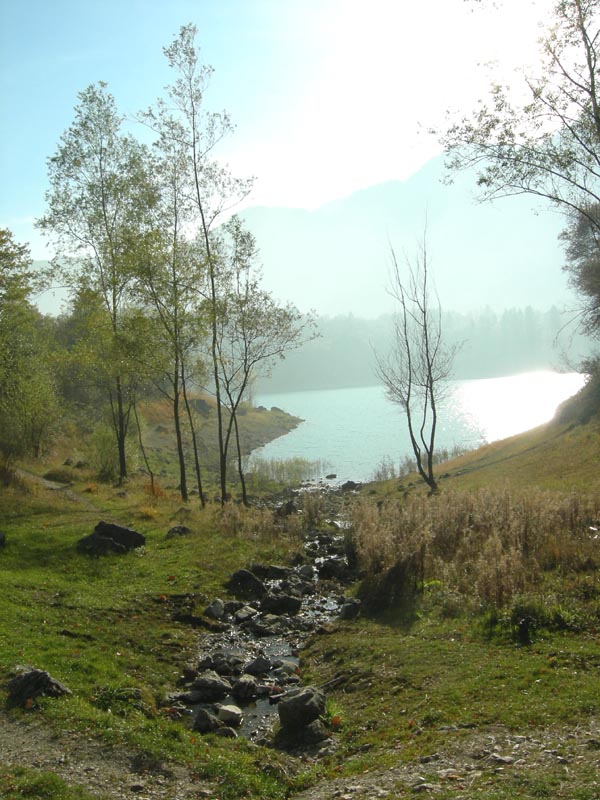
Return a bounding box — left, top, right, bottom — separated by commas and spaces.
0, 229, 58, 466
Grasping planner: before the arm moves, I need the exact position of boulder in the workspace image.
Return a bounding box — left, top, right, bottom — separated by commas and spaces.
277, 686, 326, 732
193, 708, 223, 734
339, 597, 361, 620
260, 592, 302, 616
217, 704, 243, 726
231, 674, 258, 702
7, 667, 71, 707
233, 605, 259, 624
204, 598, 225, 620
225, 569, 267, 600
190, 670, 231, 701
244, 654, 272, 676
77, 521, 145, 556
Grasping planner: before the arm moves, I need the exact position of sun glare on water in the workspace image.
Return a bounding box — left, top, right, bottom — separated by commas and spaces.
453, 371, 587, 444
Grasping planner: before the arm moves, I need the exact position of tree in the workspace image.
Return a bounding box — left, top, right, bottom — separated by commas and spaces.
213, 218, 316, 504
376, 233, 459, 493
0, 229, 58, 473
561, 202, 600, 337
141, 24, 253, 502
441, 0, 600, 335
38, 83, 158, 483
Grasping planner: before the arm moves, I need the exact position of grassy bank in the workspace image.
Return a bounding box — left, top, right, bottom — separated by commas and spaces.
1, 390, 599, 799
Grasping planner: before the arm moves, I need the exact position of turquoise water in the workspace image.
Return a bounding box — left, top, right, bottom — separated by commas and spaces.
252, 371, 586, 483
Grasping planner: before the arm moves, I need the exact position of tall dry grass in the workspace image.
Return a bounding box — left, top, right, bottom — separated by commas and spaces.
350, 486, 600, 610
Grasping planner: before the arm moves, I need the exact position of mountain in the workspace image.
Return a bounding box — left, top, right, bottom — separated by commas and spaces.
241, 155, 571, 317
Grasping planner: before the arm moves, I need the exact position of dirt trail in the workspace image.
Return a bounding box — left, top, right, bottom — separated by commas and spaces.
0, 710, 211, 799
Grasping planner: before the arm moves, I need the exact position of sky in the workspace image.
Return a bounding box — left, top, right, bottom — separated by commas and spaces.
0, 0, 556, 265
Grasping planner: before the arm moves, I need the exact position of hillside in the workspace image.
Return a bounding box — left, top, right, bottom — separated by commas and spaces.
1, 385, 599, 800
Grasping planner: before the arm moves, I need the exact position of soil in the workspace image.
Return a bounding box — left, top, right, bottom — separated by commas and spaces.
0, 709, 212, 799
2, 709, 599, 799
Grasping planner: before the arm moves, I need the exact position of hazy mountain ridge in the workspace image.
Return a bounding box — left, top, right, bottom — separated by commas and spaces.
241, 154, 570, 318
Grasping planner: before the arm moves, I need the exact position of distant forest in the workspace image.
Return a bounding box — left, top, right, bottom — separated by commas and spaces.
255, 307, 593, 393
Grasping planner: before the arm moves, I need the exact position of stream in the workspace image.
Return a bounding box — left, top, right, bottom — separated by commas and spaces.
165, 493, 359, 745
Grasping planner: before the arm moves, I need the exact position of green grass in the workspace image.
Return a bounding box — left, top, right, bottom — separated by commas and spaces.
1, 397, 600, 799
298, 615, 600, 798
0, 766, 104, 800
0, 478, 304, 799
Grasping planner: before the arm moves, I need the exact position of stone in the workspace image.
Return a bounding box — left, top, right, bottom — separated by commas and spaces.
260, 592, 302, 616
77, 521, 145, 556
233, 605, 259, 624
217, 704, 243, 726
190, 670, 231, 702
211, 651, 244, 676
215, 726, 238, 738
7, 667, 71, 706
166, 525, 193, 539
225, 569, 267, 600
339, 598, 361, 620
204, 598, 225, 620
231, 674, 258, 702
244, 655, 272, 676
277, 686, 326, 732
193, 708, 223, 734
341, 480, 360, 492
223, 600, 244, 616
298, 718, 329, 744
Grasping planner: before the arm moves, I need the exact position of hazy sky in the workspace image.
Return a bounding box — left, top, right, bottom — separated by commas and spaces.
1, 0, 553, 261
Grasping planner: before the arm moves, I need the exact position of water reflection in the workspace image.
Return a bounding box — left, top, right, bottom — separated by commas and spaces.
253, 371, 586, 483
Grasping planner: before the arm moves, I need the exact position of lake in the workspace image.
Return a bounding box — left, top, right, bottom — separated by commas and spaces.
252, 370, 587, 483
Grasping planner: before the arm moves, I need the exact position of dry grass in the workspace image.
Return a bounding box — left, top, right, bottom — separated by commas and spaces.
350, 486, 600, 612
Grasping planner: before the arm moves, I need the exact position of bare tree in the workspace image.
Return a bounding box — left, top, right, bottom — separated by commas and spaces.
376, 232, 459, 493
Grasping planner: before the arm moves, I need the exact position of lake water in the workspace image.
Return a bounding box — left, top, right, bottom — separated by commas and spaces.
252, 371, 586, 483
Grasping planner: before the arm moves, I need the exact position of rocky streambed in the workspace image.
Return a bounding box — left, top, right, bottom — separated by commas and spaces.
163, 506, 361, 751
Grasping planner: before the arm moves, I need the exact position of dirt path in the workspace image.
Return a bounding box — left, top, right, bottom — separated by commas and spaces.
0, 710, 213, 799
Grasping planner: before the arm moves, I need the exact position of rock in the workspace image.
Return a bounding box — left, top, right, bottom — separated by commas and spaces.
325, 473, 337, 480
233, 605, 259, 624
7, 667, 71, 706
260, 592, 303, 616
217, 704, 243, 726
166, 525, 193, 539
277, 686, 326, 732
318, 557, 350, 581
190, 670, 231, 701
341, 480, 360, 492
339, 597, 361, 620
231, 674, 258, 701
297, 564, 316, 580
77, 521, 145, 556
204, 598, 225, 620
225, 569, 267, 600
244, 655, 272, 676
193, 708, 223, 733
298, 718, 329, 744
272, 658, 298, 676
211, 651, 244, 676
215, 726, 238, 738
223, 600, 245, 616
276, 500, 297, 517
